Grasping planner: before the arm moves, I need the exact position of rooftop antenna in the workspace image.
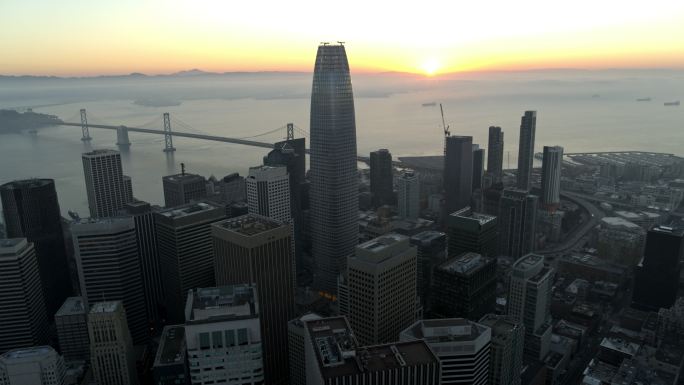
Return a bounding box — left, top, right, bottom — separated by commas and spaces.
181, 162, 186, 176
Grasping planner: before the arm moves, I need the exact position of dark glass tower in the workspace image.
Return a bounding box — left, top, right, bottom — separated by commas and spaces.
0, 179, 71, 318
444, 135, 473, 216
487, 126, 504, 183
516, 111, 536, 191
309, 43, 358, 293
370, 149, 394, 207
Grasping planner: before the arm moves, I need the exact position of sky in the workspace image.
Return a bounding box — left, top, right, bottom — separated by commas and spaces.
2, 0, 684, 76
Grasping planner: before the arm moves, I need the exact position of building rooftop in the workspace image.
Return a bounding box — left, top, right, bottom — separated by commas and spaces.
651, 225, 684, 237
0, 238, 27, 255
450, 207, 497, 226
0, 178, 53, 190
1, 346, 58, 361
358, 233, 408, 253
90, 301, 122, 314
601, 217, 642, 230
56, 296, 86, 317
439, 252, 490, 275
215, 214, 284, 236
479, 314, 522, 340
600, 337, 639, 357
512, 254, 545, 280
82, 149, 119, 157
410, 231, 445, 245
401, 318, 490, 345
162, 173, 205, 183
186, 285, 258, 323
154, 325, 186, 367
157, 201, 220, 219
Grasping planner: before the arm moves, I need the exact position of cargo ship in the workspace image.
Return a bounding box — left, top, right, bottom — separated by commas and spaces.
636, 98, 651, 102
664, 101, 680, 106
421, 102, 437, 107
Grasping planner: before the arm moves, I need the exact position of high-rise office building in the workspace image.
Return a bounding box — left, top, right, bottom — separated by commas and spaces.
499, 189, 538, 259
88, 301, 137, 385
122, 201, 164, 326
540, 146, 563, 211
401, 318, 491, 385
212, 215, 294, 385
54, 297, 90, 363
246, 165, 291, 223
71, 217, 148, 344
444, 135, 474, 215
265, 138, 307, 275
0, 239, 49, 354
81, 149, 131, 218
410, 231, 446, 310
0, 179, 71, 318
184, 285, 263, 385
162, 171, 207, 208
304, 316, 440, 385
508, 254, 553, 360
448, 207, 498, 258
0, 346, 66, 385
347, 233, 417, 346
154, 201, 225, 323
309, 43, 358, 294
487, 126, 505, 183
632, 226, 683, 311
516, 111, 537, 191
397, 170, 420, 219
431, 252, 497, 320
221, 173, 247, 204
287, 313, 322, 385
473, 145, 486, 191
370, 149, 394, 207
153, 325, 188, 385
479, 314, 524, 385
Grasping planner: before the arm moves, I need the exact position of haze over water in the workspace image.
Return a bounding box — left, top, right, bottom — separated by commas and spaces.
1, 69, 682, 215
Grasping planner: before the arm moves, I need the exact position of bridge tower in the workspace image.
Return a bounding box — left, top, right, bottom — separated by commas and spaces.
116, 126, 131, 147
162, 112, 176, 152
286, 123, 294, 141
80, 109, 92, 141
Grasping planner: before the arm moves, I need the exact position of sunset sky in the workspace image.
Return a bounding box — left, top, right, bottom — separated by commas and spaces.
2, 0, 684, 76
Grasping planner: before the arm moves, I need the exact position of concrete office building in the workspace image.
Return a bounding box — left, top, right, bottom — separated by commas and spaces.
597, 217, 646, 266
499, 189, 538, 259
347, 233, 417, 346
153, 325, 188, 385
397, 170, 420, 220
0, 346, 66, 385
508, 254, 554, 360
155, 201, 225, 323
444, 135, 474, 215
0, 179, 71, 318
122, 201, 164, 325
540, 146, 563, 211
162, 171, 207, 208
246, 165, 291, 224
431, 252, 497, 320
221, 173, 247, 204
448, 207, 498, 258
304, 316, 440, 385
487, 126, 505, 184
410, 231, 447, 310
479, 314, 524, 385
401, 318, 491, 385
82, 149, 131, 218
54, 297, 89, 363
632, 226, 683, 312
473, 145, 486, 191
0, 239, 49, 354
370, 149, 394, 207
309, 43, 359, 294
287, 313, 323, 385
516, 111, 537, 191
184, 285, 263, 385
212, 215, 294, 385
88, 301, 137, 385
71, 217, 148, 344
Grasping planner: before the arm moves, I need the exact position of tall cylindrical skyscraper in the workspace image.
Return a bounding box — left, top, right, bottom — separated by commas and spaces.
309, 43, 358, 293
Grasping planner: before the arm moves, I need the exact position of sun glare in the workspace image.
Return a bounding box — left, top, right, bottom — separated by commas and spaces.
420, 58, 441, 76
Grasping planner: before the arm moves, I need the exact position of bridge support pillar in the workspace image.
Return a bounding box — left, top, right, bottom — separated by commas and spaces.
116, 126, 131, 147
286, 123, 294, 140
80, 108, 92, 141
162, 112, 176, 152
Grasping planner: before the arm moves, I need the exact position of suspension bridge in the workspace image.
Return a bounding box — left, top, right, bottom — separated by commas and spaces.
55, 109, 313, 153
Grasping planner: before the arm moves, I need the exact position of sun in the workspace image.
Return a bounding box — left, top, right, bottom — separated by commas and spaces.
420, 58, 441, 76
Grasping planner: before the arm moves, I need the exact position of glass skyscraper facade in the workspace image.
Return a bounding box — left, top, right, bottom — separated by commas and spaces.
309, 43, 358, 293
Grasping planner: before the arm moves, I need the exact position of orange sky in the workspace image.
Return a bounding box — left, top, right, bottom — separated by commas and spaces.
2, 0, 684, 76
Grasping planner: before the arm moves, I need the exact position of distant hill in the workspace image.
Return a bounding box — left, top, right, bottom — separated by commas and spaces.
0, 109, 63, 132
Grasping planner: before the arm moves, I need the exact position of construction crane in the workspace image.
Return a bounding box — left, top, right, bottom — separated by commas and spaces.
440, 103, 450, 155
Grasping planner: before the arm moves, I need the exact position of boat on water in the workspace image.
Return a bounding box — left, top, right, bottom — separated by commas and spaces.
422, 102, 437, 107
636, 98, 651, 102
664, 101, 680, 106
